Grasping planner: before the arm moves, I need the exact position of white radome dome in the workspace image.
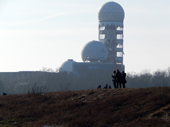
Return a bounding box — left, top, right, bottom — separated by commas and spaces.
98, 1, 125, 22
59, 59, 76, 72
82, 40, 108, 62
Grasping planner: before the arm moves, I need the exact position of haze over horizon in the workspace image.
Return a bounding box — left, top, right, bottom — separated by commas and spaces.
0, 0, 170, 73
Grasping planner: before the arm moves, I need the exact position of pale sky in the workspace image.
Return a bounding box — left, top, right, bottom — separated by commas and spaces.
0, 0, 170, 73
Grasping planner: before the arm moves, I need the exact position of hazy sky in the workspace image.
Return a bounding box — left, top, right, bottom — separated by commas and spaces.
0, 0, 170, 73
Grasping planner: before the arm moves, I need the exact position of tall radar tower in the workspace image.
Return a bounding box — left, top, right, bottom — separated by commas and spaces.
98, 1, 125, 67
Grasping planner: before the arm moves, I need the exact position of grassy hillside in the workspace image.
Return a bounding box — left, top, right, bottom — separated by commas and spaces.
0, 87, 170, 127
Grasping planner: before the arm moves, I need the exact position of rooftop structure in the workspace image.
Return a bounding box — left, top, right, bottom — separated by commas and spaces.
98, 1, 125, 22
59, 1, 125, 73
81, 40, 108, 62
59, 59, 76, 72
98, 1, 125, 65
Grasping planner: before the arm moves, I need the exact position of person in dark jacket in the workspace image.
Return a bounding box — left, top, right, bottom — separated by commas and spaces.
122, 71, 127, 88
112, 70, 117, 88
116, 69, 122, 88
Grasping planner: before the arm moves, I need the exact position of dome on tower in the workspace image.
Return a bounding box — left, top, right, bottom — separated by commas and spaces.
59, 59, 76, 72
98, 1, 125, 22
82, 40, 108, 62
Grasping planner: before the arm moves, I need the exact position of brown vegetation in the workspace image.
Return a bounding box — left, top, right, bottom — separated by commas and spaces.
0, 87, 170, 127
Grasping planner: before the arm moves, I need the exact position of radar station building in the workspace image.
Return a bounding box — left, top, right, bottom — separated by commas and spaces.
59, 1, 125, 74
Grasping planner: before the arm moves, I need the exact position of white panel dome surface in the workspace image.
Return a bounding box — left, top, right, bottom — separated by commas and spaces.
59, 59, 76, 72
98, 1, 125, 22
82, 40, 108, 62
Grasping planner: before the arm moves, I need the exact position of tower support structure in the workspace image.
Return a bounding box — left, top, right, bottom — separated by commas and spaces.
98, 1, 125, 71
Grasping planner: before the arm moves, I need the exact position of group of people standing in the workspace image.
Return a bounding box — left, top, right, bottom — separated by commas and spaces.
112, 69, 127, 88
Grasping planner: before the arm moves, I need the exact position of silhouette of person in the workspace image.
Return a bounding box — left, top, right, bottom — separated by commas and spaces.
116, 69, 122, 88
112, 71, 117, 88
122, 71, 127, 88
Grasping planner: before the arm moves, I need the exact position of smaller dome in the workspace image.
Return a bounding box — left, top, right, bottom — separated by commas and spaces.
98, 1, 125, 22
59, 59, 76, 73
82, 40, 108, 62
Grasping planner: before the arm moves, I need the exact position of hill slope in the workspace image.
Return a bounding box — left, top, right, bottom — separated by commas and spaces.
0, 87, 170, 127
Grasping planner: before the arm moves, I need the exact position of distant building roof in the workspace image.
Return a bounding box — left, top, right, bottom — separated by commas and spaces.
59, 59, 76, 73
81, 40, 108, 62
98, 1, 125, 22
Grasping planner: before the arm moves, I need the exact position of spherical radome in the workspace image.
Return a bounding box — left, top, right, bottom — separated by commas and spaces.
82, 40, 108, 62
59, 59, 76, 72
98, 1, 125, 22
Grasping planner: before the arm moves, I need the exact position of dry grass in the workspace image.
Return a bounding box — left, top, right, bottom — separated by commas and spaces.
0, 87, 170, 126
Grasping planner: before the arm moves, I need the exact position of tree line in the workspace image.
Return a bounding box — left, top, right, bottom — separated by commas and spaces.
0, 67, 170, 94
